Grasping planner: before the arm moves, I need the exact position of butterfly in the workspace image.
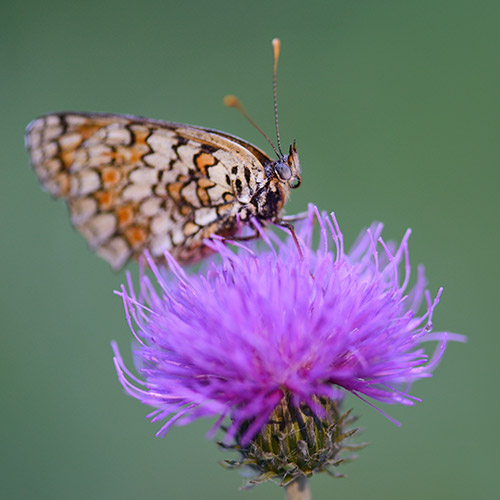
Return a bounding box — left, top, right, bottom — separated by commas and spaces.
24, 39, 301, 270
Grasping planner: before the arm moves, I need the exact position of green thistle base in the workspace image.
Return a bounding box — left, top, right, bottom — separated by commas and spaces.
220, 396, 367, 488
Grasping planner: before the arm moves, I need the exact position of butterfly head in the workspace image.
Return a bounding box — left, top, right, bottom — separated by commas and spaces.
274, 140, 301, 189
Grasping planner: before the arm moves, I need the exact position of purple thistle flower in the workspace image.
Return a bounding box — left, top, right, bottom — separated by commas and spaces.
112, 204, 464, 454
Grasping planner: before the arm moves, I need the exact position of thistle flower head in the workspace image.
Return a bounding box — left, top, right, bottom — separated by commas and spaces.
113, 205, 464, 483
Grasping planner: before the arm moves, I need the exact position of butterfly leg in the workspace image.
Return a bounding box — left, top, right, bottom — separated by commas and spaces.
273, 219, 305, 261
225, 227, 261, 242
222, 218, 306, 267
279, 210, 308, 223
274, 219, 317, 280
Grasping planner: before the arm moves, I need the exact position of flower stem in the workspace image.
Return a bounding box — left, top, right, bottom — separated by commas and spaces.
284, 477, 311, 500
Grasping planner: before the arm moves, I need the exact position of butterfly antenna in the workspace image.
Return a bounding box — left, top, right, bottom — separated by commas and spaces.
224, 94, 280, 157
272, 38, 283, 156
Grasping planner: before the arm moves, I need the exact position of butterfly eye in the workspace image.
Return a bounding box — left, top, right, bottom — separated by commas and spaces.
275, 162, 292, 181
289, 175, 301, 189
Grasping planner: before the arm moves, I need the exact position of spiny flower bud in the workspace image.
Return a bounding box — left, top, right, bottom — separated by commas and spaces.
221, 395, 365, 487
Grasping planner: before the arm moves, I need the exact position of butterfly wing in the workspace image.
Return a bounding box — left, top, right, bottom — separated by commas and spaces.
25, 112, 272, 269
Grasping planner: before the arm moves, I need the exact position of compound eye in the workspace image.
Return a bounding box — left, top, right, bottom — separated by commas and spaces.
275, 162, 292, 181
289, 175, 301, 189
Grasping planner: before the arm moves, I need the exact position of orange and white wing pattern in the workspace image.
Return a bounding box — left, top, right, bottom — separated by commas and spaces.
25, 112, 279, 269
25, 40, 303, 270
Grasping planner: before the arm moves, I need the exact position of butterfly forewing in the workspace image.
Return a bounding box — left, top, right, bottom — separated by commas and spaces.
25, 112, 276, 269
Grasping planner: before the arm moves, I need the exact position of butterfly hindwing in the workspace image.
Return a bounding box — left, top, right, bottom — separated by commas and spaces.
25, 112, 273, 269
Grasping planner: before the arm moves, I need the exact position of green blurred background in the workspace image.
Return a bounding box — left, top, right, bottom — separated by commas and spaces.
1, 1, 498, 498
